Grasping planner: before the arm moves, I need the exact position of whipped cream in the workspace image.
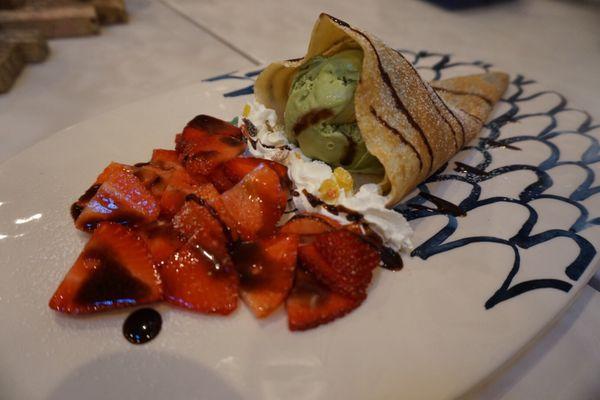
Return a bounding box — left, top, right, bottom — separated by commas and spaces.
240, 101, 413, 252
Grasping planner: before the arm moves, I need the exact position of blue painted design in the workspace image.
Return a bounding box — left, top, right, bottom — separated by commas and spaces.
224, 85, 254, 98
203, 50, 599, 309
202, 68, 264, 82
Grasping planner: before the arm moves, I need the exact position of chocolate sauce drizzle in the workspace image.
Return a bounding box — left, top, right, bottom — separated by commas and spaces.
299, 188, 404, 269
340, 135, 357, 167
379, 246, 404, 271
185, 194, 236, 253
326, 14, 435, 174
454, 162, 491, 177
410, 191, 466, 217
212, 46, 600, 310
241, 118, 291, 151
75, 248, 150, 307
122, 308, 162, 345
352, 222, 404, 271
460, 108, 483, 124
70, 183, 101, 221
370, 106, 423, 171
399, 50, 463, 150
483, 138, 521, 151
302, 189, 363, 222
293, 108, 334, 135
433, 87, 493, 106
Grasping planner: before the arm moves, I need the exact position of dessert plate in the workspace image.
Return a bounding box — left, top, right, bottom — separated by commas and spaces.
1, 51, 599, 400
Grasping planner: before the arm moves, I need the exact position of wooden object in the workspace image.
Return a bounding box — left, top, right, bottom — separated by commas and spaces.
0, 4, 100, 38
0, 29, 48, 62
91, 0, 127, 25
0, 42, 24, 93
0, 0, 128, 93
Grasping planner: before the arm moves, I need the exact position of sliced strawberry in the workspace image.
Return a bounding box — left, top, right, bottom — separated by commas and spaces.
180, 135, 246, 177
71, 163, 134, 223
182, 114, 244, 141
222, 157, 288, 187
134, 164, 174, 198
94, 162, 133, 185
143, 221, 184, 266
176, 115, 246, 177
75, 166, 159, 231
208, 156, 289, 193
298, 229, 380, 299
172, 195, 234, 264
233, 234, 298, 318
159, 172, 219, 218
207, 166, 235, 193
49, 222, 162, 314
221, 164, 288, 241
160, 242, 238, 315
286, 268, 364, 331
150, 149, 180, 170
279, 213, 340, 236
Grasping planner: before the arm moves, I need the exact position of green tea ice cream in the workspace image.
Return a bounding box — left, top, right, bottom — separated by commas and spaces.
283, 49, 384, 174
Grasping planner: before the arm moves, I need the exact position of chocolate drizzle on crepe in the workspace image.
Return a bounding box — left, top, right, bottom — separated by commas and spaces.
398, 50, 464, 150
369, 106, 423, 171
254, 13, 509, 206
434, 87, 493, 106
327, 14, 434, 175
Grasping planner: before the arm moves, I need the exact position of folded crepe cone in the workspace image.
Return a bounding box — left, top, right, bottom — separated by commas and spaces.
255, 13, 509, 206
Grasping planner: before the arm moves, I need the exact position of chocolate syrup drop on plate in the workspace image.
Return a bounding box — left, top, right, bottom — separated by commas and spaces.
123, 308, 162, 345
484, 138, 521, 151
454, 162, 491, 177
379, 246, 403, 271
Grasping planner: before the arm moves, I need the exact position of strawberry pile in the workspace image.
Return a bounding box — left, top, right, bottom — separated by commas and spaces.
50, 115, 383, 331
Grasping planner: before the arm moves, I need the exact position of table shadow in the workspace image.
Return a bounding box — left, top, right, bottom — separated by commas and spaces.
46, 350, 242, 400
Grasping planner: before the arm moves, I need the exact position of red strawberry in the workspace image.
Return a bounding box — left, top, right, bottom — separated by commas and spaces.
71, 163, 136, 223
172, 195, 235, 264
298, 229, 380, 299
176, 115, 246, 177
75, 166, 159, 232
49, 222, 163, 314
207, 156, 289, 193
221, 164, 288, 241
180, 135, 246, 177
150, 149, 180, 170
160, 242, 238, 315
134, 164, 174, 198
181, 114, 243, 141
279, 213, 340, 236
94, 162, 133, 185
222, 157, 288, 187
233, 234, 298, 318
207, 166, 236, 193
159, 171, 219, 218
286, 268, 364, 331
143, 222, 184, 266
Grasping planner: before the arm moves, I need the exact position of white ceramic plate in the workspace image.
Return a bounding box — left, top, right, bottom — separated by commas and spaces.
1, 52, 599, 400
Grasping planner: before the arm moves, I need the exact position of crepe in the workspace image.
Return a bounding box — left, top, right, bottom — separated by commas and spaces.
255, 13, 509, 206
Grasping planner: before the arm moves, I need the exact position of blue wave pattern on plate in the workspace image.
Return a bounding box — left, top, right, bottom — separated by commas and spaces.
203, 50, 598, 309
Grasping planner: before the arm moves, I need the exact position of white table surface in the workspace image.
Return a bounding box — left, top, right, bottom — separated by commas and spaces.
1, 0, 599, 398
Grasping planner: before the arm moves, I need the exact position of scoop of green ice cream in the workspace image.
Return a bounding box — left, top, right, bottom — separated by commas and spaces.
284, 50, 383, 174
